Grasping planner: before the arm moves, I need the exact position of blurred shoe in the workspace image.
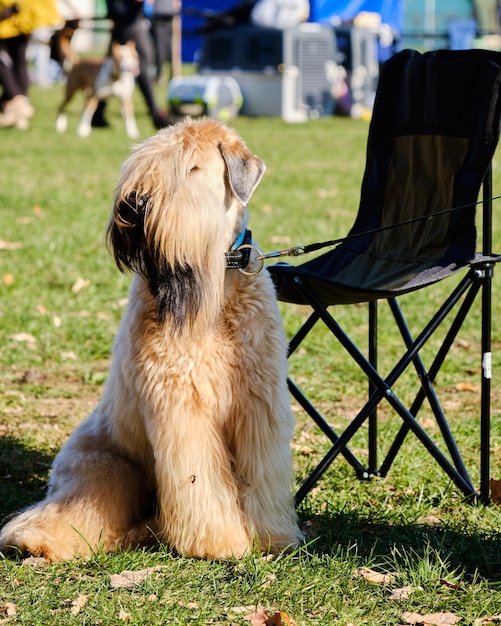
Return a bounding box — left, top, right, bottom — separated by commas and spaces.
152, 110, 173, 129
18, 96, 34, 118
91, 100, 110, 128
0, 96, 30, 129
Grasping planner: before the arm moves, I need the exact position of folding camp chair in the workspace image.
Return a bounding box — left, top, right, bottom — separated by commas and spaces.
268, 49, 501, 505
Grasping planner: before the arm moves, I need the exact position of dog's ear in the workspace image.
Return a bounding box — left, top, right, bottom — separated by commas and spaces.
218, 144, 266, 205
106, 192, 148, 274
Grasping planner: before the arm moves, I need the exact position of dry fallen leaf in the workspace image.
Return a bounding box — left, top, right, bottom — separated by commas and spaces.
231, 605, 258, 615
291, 443, 314, 454
0, 603, 16, 625
110, 566, 164, 589
419, 417, 437, 430
490, 478, 501, 504
244, 607, 270, 625
8, 333, 37, 349
260, 554, 275, 563
0, 604, 16, 617
119, 608, 131, 622
260, 573, 277, 589
475, 615, 501, 624
438, 579, 459, 590
355, 566, 394, 586
2, 273, 15, 286
61, 351, 78, 361
270, 612, 294, 626
389, 585, 422, 601
402, 610, 461, 625
21, 556, 47, 568
0, 239, 22, 250
72, 277, 90, 293
265, 613, 289, 626
455, 381, 480, 393
244, 608, 293, 626
71, 594, 89, 616
178, 600, 198, 609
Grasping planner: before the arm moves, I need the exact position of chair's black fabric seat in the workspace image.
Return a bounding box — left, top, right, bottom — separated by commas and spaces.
268, 254, 501, 306
269, 49, 501, 306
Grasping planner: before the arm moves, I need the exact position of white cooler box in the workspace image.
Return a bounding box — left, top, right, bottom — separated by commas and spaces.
167, 75, 243, 121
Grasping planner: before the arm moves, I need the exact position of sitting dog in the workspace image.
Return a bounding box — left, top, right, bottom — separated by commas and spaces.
0, 118, 302, 561
55, 40, 140, 139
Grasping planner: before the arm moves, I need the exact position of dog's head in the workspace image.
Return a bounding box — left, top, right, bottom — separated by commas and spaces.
106, 118, 265, 331
111, 40, 139, 77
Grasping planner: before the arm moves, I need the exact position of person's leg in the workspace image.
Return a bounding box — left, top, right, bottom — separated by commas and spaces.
7, 35, 29, 95
0, 47, 22, 103
0, 37, 32, 128
127, 19, 169, 128
151, 17, 172, 82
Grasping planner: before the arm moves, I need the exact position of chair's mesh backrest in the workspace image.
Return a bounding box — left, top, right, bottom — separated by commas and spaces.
270, 49, 501, 305
305, 50, 498, 282
328, 50, 501, 289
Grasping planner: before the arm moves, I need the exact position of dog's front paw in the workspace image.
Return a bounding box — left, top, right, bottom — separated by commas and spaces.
0, 507, 88, 562
0, 522, 68, 562
77, 123, 91, 138
127, 127, 141, 139
55, 114, 67, 133
125, 122, 140, 139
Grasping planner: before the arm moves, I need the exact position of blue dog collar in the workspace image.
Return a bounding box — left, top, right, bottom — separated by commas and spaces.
231, 227, 248, 251
226, 228, 252, 269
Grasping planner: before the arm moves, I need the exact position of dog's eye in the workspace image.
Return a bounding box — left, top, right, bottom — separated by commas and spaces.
190, 165, 199, 174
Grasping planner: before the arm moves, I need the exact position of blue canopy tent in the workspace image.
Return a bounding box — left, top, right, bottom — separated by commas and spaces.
311, 0, 404, 62
311, 0, 403, 33
180, 0, 404, 63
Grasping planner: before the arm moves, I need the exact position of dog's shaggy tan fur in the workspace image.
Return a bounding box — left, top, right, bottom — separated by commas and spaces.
0, 118, 301, 561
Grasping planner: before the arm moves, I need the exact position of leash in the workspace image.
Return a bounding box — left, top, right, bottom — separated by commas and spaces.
254, 194, 501, 263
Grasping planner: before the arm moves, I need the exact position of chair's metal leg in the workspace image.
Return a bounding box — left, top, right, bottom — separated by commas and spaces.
368, 300, 378, 474
288, 310, 320, 357
380, 291, 480, 490
287, 308, 369, 503
480, 165, 493, 504
295, 392, 383, 505
380, 279, 482, 477
288, 377, 368, 476
294, 324, 480, 503
292, 274, 482, 502
480, 264, 493, 504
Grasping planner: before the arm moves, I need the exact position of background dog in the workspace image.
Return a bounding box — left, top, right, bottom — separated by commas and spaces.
0, 118, 302, 561
55, 40, 140, 139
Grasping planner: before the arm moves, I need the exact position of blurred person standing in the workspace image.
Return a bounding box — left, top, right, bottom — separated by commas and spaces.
150, 0, 175, 83
100, 0, 168, 130
0, 0, 61, 128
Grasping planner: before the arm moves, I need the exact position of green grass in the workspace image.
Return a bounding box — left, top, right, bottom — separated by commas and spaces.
1, 84, 501, 625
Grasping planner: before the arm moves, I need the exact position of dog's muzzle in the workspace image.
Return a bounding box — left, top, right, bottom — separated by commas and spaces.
225, 229, 264, 275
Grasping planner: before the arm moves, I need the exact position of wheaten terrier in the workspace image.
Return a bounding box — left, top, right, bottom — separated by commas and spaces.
0, 118, 301, 561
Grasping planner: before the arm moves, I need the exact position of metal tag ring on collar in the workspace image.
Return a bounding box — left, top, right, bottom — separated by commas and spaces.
237, 244, 264, 275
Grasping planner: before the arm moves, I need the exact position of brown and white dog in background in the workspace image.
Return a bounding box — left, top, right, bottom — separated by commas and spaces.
55, 40, 140, 139
0, 118, 302, 561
